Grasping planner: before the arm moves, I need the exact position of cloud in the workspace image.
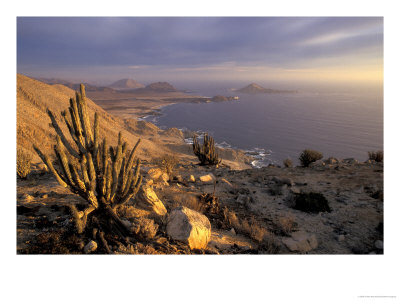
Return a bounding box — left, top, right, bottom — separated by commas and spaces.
17, 17, 383, 83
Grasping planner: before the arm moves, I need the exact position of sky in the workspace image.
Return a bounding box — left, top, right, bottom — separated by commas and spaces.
17, 17, 383, 86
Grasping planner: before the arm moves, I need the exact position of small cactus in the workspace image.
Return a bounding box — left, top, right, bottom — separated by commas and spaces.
193, 133, 222, 166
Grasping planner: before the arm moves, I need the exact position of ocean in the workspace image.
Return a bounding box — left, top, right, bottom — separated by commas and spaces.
143, 82, 383, 167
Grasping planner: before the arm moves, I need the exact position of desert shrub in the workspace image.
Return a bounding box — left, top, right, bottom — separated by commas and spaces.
223, 207, 269, 243
368, 151, 383, 162
17, 149, 32, 179
293, 192, 331, 213
283, 158, 293, 168
155, 154, 179, 178
130, 217, 159, 240
193, 133, 222, 166
299, 149, 323, 167
277, 214, 296, 235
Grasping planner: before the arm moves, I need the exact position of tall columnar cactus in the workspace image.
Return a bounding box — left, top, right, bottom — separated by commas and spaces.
193, 133, 222, 166
33, 84, 142, 243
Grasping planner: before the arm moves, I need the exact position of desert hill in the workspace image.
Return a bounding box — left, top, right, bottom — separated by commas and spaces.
131, 81, 178, 93
36, 77, 115, 92
17, 74, 180, 163
237, 83, 295, 94
108, 78, 144, 90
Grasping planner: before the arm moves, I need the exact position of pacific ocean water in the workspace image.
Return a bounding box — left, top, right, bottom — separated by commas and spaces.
144, 82, 383, 167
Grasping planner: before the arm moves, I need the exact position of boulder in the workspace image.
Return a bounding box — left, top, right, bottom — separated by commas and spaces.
282, 231, 318, 252
166, 206, 211, 250
272, 176, 293, 186
147, 168, 163, 180
199, 173, 216, 184
84, 240, 98, 254
325, 157, 339, 164
136, 186, 167, 217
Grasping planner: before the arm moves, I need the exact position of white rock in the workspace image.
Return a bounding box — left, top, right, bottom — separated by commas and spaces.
84, 240, 97, 254
147, 168, 163, 180
199, 173, 215, 184
374, 240, 383, 250
189, 175, 196, 182
230, 228, 236, 235
136, 185, 167, 217
161, 173, 169, 183
166, 206, 211, 250
282, 231, 318, 252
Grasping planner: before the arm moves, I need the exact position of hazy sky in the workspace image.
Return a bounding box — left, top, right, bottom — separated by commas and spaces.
17, 17, 383, 85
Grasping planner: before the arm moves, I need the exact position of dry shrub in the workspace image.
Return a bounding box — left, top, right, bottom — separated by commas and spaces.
299, 149, 323, 167
283, 158, 293, 168
278, 214, 296, 235
154, 154, 179, 178
17, 149, 32, 179
223, 208, 268, 243
172, 193, 206, 213
128, 216, 159, 240
368, 151, 383, 162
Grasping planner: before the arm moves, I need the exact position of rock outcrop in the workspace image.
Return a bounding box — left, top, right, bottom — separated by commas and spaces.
166, 206, 211, 249
136, 186, 167, 217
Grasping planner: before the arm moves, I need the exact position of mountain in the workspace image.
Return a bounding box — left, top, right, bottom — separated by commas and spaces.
108, 78, 144, 90
36, 77, 114, 92
143, 82, 177, 92
237, 83, 296, 94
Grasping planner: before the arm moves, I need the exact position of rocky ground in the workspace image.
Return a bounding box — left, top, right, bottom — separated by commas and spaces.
17, 157, 383, 254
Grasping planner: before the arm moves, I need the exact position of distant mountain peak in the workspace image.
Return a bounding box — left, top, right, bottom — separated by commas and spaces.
144, 82, 177, 92
237, 83, 296, 94
108, 78, 144, 89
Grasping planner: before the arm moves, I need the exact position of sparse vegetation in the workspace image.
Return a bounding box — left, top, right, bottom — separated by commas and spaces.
277, 214, 296, 235
154, 154, 179, 179
368, 151, 383, 162
299, 149, 323, 167
17, 149, 32, 179
293, 192, 331, 213
223, 207, 267, 243
193, 133, 222, 166
33, 84, 143, 252
283, 158, 293, 168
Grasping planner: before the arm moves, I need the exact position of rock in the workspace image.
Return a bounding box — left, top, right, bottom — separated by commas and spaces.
338, 234, 345, 242
145, 179, 154, 186
374, 240, 383, 250
136, 186, 167, 217
230, 228, 236, 235
41, 194, 48, 199
309, 161, 326, 167
189, 175, 196, 182
282, 231, 318, 252
325, 157, 338, 164
199, 173, 216, 184
236, 194, 247, 205
343, 158, 358, 164
84, 240, 98, 253
166, 206, 211, 250
147, 168, 163, 180
21, 193, 34, 202
161, 173, 169, 183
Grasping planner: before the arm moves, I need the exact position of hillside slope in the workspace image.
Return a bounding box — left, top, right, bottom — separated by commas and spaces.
17, 74, 175, 163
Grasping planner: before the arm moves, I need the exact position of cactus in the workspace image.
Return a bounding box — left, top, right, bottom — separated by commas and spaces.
33, 84, 142, 247
192, 133, 222, 166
